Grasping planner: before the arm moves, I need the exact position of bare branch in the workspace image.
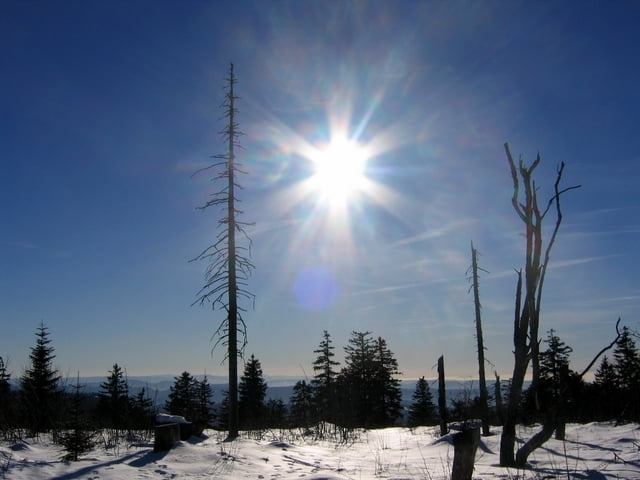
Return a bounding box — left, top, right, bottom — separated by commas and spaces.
577, 317, 622, 378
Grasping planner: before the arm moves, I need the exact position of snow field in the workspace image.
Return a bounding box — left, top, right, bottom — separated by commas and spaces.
1, 422, 639, 479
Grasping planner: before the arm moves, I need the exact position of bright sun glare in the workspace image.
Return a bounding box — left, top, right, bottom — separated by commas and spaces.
309, 137, 368, 206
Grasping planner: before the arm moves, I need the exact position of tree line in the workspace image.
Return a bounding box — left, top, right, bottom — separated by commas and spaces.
3, 323, 639, 451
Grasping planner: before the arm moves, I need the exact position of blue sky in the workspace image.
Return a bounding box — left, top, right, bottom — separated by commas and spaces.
1, 1, 639, 381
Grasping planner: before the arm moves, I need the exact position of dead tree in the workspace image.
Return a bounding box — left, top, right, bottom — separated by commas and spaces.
499, 143, 580, 466
438, 355, 448, 436
192, 63, 254, 440
494, 372, 504, 425
468, 241, 490, 436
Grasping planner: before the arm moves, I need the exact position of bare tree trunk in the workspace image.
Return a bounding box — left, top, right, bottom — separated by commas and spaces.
494, 372, 503, 426
226, 63, 239, 440
451, 426, 480, 480
515, 415, 556, 467
192, 63, 254, 442
438, 355, 448, 436
470, 242, 490, 436
499, 144, 580, 466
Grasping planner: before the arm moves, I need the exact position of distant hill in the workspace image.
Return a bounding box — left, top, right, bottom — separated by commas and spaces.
10, 375, 495, 411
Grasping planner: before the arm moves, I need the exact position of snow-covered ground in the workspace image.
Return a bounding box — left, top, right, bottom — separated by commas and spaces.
2, 423, 639, 479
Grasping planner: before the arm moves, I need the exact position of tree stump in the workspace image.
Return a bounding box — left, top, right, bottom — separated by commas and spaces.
451, 426, 480, 480
154, 423, 181, 452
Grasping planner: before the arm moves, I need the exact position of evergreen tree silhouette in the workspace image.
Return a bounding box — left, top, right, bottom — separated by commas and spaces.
311, 330, 339, 423
408, 377, 436, 427
289, 380, 314, 428
238, 354, 267, 428
0, 356, 13, 433
612, 327, 640, 420
165, 371, 198, 420
371, 336, 402, 426
20, 322, 61, 433
97, 363, 130, 430
59, 374, 96, 461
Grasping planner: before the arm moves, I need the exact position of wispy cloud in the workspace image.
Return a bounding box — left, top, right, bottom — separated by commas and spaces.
549, 255, 621, 269
349, 282, 425, 297
564, 228, 640, 238
392, 219, 477, 247
3, 240, 38, 250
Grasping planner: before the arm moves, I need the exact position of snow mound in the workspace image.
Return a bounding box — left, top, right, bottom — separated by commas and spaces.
155, 413, 189, 424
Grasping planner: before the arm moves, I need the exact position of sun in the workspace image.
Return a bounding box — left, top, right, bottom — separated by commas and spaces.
308, 137, 369, 206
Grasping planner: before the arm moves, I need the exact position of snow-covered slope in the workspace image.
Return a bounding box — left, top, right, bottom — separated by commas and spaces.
2, 423, 638, 479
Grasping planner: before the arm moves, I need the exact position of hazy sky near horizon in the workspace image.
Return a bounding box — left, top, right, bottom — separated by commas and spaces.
2, 1, 639, 381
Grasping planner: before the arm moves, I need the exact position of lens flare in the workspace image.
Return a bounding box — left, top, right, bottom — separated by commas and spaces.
293, 265, 339, 311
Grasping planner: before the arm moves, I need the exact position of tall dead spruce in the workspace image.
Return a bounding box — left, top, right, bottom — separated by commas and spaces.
468, 241, 490, 436
499, 143, 580, 467
192, 63, 254, 440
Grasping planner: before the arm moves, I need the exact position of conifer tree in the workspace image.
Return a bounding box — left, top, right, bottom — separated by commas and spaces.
0, 356, 13, 433
311, 330, 340, 422
289, 380, 314, 428
612, 326, 640, 420
20, 322, 61, 433
192, 63, 254, 440
593, 355, 617, 419
238, 354, 267, 428
408, 376, 436, 427
265, 398, 287, 428
165, 371, 198, 420
59, 374, 96, 461
194, 375, 215, 428
538, 330, 576, 439
613, 326, 640, 390
130, 388, 155, 430
97, 364, 130, 430
216, 390, 229, 430
341, 331, 375, 427
340, 332, 402, 427
371, 336, 402, 426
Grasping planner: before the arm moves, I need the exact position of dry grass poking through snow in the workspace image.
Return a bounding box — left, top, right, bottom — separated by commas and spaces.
1, 422, 639, 479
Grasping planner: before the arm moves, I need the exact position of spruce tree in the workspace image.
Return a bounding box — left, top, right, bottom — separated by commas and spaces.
289, 380, 314, 428
97, 364, 130, 430
130, 388, 155, 430
20, 322, 61, 433
371, 336, 402, 426
408, 376, 436, 427
216, 390, 229, 430
537, 330, 576, 439
59, 374, 96, 461
194, 375, 215, 428
311, 330, 339, 422
539, 329, 573, 400
612, 327, 640, 420
613, 326, 640, 390
165, 371, 198, 420
0, 356, 13, 433
238, 354, 267, 428
341, 331, 375, 427
593, 356, 618, 420
340, 332, 402, 427
265, 398, 287, 428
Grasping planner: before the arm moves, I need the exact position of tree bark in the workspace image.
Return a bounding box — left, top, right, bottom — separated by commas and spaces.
451, 427, 480, 480
515, 415, 556, 467
438, 355, 448, 436
470, 242, 490, 436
